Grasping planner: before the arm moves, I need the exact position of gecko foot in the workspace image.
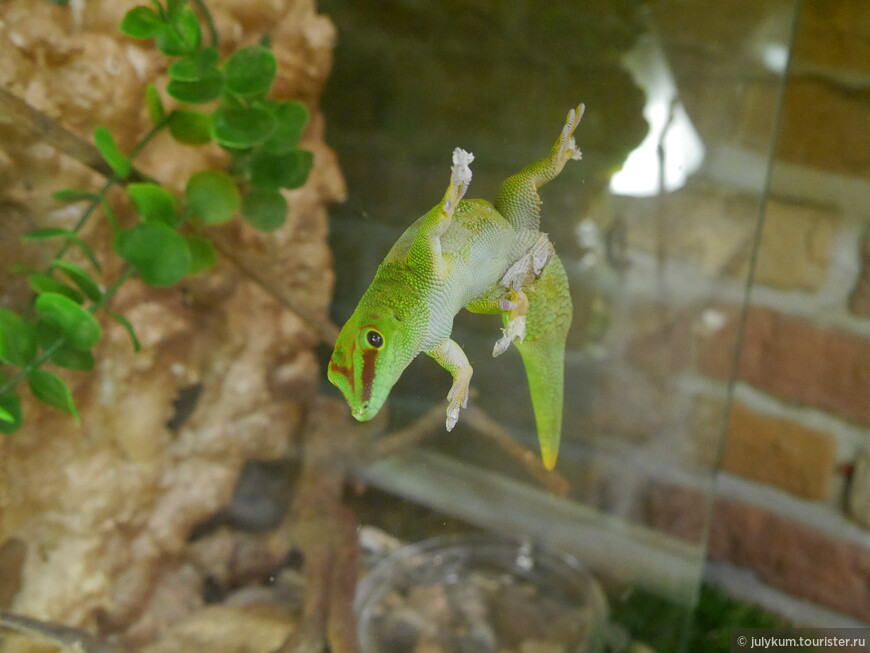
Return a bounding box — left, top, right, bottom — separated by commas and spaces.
558, 103, 586, 163
443, 147, 475, 213
445, 368, 472, 431
499, 234, 555, 289
492, 285, 529, 357
493, 314, 527, 357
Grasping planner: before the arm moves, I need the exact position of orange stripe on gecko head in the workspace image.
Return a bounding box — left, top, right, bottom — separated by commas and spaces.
329, 341, 357, 392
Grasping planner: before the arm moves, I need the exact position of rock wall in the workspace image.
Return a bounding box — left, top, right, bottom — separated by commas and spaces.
0, 0, 343, 647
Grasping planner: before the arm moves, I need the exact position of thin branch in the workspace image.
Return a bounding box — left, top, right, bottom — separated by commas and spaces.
463, 405, 570, 497
0, 611, 122, 653
0, 86, 339, 346
0, 86, 149, 183
366, 400, 570, 496
208, 233, 340, 346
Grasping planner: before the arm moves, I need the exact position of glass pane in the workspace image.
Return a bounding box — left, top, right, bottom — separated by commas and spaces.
321, 1, 800, 649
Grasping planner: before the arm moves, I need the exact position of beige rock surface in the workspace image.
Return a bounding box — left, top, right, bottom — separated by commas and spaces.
0, 1, 343, 650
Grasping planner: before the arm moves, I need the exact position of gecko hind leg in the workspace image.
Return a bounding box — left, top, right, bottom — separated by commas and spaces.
494, 103, 585, 234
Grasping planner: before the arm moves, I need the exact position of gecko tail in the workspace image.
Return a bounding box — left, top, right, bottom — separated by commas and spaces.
508, 254, 572, 470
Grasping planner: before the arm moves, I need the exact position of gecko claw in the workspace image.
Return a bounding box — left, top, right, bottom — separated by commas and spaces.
445, 369, 471, 431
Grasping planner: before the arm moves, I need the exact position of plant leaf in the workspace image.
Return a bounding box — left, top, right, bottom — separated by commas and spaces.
0, 309, 36, 366
120, 5, 164, 38
34, 292, 102, 352
211, 105, 275, 148
127, 183, 177, 225
22, 227, 71, 241
241, 189, 287, 232
28, 369, 79, 423
184, 235, 217, 274
0, 392, 22, 434
28, 274, 84, 304
249, 149, 313, 191
185, 170, 240, 224
167, 69, 223, 105
223, 45, 277, 98
51, 344, 96, 371
155, 6, 201, 56
168, 109, 212, 144
52, 189, 100, 203
107, 311, 141, 352
93, 126, 132, 178
145, 84, 166, 124
52, 260, 102, 302
263, 101, 309, 154
168, 47, 219, 81
114, 222, 191, 287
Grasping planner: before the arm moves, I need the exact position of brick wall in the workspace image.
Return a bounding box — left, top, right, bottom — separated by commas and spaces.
640, 0, 870, 623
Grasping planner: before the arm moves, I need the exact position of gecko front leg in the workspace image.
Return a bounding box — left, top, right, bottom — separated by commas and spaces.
408, 148, 475, 278
426, 338, 473, 431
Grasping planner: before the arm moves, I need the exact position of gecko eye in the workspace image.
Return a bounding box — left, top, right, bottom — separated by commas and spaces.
366, 330, 384, 348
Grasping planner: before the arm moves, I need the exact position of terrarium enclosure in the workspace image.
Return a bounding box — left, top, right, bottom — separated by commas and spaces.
323, 0, 802, 648
2, 0, 853, 652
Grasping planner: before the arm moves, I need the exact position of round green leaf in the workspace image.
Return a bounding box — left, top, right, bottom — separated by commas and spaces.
242, 189, 287, 232
0, 392, 22, 434
184, 235, 217, 274
128, 183, 177, 224
155, 6, 201, 56
114, 222, 191, 287
264, 101, 309, 154
120, 6, 164, 39
168, 47, 219, 82
51, 344, 96, 371
28, 369, 79, 422
34, 292, 102, 352
249, 149, 313, 190
224, 46, 277, 98
211, 105, 275, 148
0, 309, 36, 366
167, 69, 223, 105
168, 110, 212, 145
186, 170, 241, 224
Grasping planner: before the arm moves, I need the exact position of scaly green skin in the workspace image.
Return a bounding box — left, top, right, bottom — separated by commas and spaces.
329, 104, 584, 469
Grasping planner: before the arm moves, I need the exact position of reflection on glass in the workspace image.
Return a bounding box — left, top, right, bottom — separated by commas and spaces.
610, 34, 705, 197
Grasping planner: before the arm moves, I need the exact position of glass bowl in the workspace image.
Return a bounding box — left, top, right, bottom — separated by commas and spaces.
355, 532, 609, 653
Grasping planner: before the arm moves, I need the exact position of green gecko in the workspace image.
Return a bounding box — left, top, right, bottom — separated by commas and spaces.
328, 104, 584, 470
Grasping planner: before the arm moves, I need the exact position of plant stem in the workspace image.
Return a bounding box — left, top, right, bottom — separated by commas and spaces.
190, 0, 219, 49
0, 87, 151, 183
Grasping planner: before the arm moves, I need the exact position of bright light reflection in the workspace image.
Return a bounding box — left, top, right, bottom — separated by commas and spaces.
610, 35, 705, 197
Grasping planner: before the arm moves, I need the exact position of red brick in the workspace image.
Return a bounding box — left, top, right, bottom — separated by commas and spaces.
849, 230, 870, 318
709, 498, 870, 622
722, 402, 836, 500
777, 79, 870, 177
700, 306, 870, 426
646, 483, 870, 621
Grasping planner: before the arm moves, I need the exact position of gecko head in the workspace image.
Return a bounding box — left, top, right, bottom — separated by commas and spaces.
328, 308, 411, 422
